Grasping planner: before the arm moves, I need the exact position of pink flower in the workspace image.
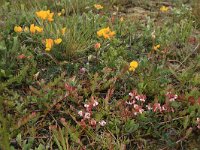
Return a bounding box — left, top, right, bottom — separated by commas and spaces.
129, 90, 138, 98
161, 105, 167, 112
133, 104, 144, 115
94, 42, 101, 49
78, 110, 84, 117
92, 100, 99, 107
84, 112, 91, 119
60, 118, 66, 123
153, 103, 162, 112
134, 104, 139, 109
135, 94, 146, 102
139, 108, 144, 114
99, 120, 106, 126
166, 92, 178, 102
146, 103, 152, 110
17, 54, 26, 59
197, 118, 200, 123
80, 119, 87, 128
197, 125, 200, 129
125, 100, 135, 105
84, 104, 90, 108
80, 67, 87, 74
90, 119, 97, 127
84, 103, 93, 111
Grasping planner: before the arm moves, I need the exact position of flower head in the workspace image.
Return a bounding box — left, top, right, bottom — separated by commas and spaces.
94, 4, 103, 10
90, 119, 97, 127
34, 26, 43, 33
97, 27, 115, 39
129, 61, 138, 72
30, 24, 36, 34
14, 26, 23, 33
99, 120, 106, 126
94, 43, 101, 49
160, 6, 169, 12
61, 27, 66, 35
120, 17, 124, 22
153, 44, 160, 51
30, 24, 43, 34
24, 26, 29, 32
78, 110, 84, 117
54, 38, 62, 45
84, 112, 91, 119
47, 11, 54, 22
17, 54, 26, 59
36, 10, 48, 20
45, 38, 54, 51
92, 100, 99, 107
36, 10, 54, 21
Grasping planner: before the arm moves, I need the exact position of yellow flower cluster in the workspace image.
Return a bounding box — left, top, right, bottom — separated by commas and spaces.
97, 27, 115, 39
30, 24, 43, 34
36, 10, 54, 22
160, 6, 169, 12
94, 4, 103, 10
14, 24, 43, 34
129, 61, 138, 72
45, 38, 62, 51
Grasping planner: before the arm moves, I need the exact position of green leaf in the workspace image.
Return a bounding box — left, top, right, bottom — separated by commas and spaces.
183, 115, 189, 129
124, 119, 139, 133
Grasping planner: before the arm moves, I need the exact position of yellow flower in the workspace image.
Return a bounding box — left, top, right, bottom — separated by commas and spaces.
47, 11, 54, 22
97, 27, 109, 37
160, 6, 169, 12
54, 38, 62, 45
120, 17, 124, 22
94, 4, 103, 10
14, 26, 23, 33
130, 61, 138, 68
61, 27, 66, 35
36, 10, 48, 20
108, 31, 116, 38
129, 61, 138, 72
24, 26, 29, 32
61, 9, 65, 14
153, 44, 160, 51
97, 27, 115, 39
129, 67, 136, 72
36, 10, 54, 22
34, 26, 43, 33
30, 24, 43, 34
58, 12, 62, 16
45, 39, 54, 51
30, 24, 36, 34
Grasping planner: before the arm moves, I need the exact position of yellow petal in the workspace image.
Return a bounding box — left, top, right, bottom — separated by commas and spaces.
130, 61, 138, 68
61, 27, 66, 35
14, 26, 23, 33
35, 26, 43, 33
30, 24, 36, 34
54, 38, 62, 45
129, 67, 135, 72
24, 26, 29, 32
45, 38, 54, 51
160, 6, 169, 12
94, 4, 103, 10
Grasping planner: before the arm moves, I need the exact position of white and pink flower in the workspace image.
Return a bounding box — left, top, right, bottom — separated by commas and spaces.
99, 120, 106, 126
